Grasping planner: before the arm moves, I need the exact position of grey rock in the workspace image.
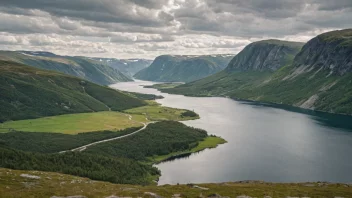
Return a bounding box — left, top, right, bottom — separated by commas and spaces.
207, 193, 230, 198
144, 192, 163, 198
292, 29, 352, 76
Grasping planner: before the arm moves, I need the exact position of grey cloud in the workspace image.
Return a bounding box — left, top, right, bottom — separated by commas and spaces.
312, 0, 352, 11
0, 0, 170, 27
0, 0, 351, 59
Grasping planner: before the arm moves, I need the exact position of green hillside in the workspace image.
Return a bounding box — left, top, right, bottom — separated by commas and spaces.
134, 54, 233, 82
0, 60, 146, 122
0, 51, 131, 85
159, 29, 352, 115
1, 168, 351, 198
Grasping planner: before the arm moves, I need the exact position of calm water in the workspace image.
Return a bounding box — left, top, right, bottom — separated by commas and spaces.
111, 80, 352, 185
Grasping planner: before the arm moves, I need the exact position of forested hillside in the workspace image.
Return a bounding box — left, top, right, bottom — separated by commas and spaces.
0, 60, 146, 122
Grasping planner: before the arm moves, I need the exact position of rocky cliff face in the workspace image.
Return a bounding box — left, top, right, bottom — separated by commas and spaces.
292, 29, 352, 76
226, 40, 304, 72
134, 54, 233, 82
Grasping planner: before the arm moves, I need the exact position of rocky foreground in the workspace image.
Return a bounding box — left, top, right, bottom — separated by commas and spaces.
1, 168, 351, 198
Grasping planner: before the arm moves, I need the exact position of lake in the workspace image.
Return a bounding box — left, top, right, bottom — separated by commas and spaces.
111, 80, 352, 185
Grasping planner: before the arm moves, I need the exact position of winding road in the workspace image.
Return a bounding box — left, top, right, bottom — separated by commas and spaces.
59, 114, 150, 153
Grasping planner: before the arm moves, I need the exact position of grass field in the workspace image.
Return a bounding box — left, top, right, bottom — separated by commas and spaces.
0, 111, 145, 134
2, 168, 351, 198
124, 100, 199, 121
150, 136, 226, 163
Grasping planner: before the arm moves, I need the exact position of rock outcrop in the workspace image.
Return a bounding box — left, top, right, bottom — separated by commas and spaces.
292, 29, 352, 75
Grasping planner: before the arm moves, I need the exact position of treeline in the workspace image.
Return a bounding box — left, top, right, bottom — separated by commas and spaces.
0, 147, 159, 185
0, 127, 141, 153
122, 91, 164, 100
85, 121, 207, 161
83, 83, 147, 111
181, 110, 198, 118
0, 121, 209, 185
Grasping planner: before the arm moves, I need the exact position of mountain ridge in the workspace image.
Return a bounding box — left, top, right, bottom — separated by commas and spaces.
91, 57, 152, 78
156, 29, 352, 115
226, 39, 304, 72
0, 51, 131, 85
134, 54, 233, 82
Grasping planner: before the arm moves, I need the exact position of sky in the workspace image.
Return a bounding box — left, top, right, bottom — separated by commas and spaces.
0, 0, 351, 59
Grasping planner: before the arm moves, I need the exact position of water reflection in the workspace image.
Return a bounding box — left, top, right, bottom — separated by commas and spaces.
111, 80, 352, 185
240, 101, 352, 132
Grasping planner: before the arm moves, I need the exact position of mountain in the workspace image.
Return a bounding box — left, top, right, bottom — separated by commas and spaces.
158, 29, 352, 114
92, 58, 152, 78
134, 54, 233, 82
226, 39, 303, 72
0, 51, 131, 85
0, 60, 146, 122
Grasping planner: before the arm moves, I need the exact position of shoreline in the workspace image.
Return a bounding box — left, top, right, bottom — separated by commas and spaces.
149, 136, 227, 164
152, 85, 352, 118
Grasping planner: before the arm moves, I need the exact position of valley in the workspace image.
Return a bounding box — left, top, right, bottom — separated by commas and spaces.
1, 1, 352, 197
112, 80, 352, 185
0, 28, 351, 197
157, 29, 352, 115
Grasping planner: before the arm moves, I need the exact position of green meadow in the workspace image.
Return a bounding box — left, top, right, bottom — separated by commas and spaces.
124, 100, 199, 121
0, 111, 145, 134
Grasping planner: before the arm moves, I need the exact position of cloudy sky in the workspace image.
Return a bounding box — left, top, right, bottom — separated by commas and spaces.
0, 0, 351, 59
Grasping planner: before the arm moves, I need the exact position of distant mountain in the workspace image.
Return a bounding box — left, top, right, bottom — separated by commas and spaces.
0, 60, 146, 122
134, 54, 233, 82
0, 51, 131, 85
91, 58, 152, 78
159, 29, 352, 114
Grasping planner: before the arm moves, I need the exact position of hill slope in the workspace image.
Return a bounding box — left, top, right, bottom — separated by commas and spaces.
134, 54, 233, 82
0, 51, 131, 85
92, 58, 152, 77
161, 29, 352, 114
1, 168, 351, 198
0, 60, 146, 122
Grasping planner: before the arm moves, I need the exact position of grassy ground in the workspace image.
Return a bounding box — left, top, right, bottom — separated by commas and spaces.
1, 168, 351, 198
0, 111, 145, 134
124, 100, 199, 121
149, 136, 227, 163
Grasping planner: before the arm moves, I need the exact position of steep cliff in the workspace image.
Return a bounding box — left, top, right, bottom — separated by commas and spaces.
292, 29, 352, 75
226, 40, 303, 72
134, 54, 233, 82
